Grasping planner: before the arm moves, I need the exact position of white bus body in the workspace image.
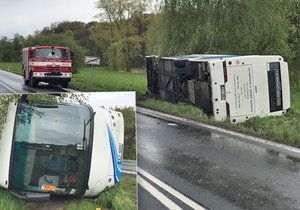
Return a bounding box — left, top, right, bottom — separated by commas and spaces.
0, 101, 124, 201
146, 55, 290, 123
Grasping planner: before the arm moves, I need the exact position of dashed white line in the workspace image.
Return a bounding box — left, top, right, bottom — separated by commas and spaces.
138, 176, 183, 210
138, 167, 207, 210
0, 81, 17, 93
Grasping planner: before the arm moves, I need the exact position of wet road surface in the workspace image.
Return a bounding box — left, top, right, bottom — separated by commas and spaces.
137, 114, 300, 210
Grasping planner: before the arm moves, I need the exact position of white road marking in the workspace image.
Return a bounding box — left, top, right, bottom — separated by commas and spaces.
138, 167, 207, 210
138, 176, 183, 210
0, 81, 17, 93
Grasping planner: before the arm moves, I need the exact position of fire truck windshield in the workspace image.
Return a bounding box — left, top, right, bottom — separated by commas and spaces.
10, 102, 92, 195
33, 48, 70, 60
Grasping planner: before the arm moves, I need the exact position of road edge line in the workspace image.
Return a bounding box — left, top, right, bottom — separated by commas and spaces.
138, 176, 183, 210
138, 167, 207, 210
0, 81, 17, 93
137, 107, 300, 159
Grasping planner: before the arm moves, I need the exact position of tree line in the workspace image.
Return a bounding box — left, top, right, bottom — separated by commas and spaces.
0, 0, 300, 85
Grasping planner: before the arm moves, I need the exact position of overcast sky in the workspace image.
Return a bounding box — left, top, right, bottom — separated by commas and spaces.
0, 0, 99, 38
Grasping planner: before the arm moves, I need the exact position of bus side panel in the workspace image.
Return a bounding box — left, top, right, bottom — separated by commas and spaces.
0, 103, 17, 189
84, 110, 114, 197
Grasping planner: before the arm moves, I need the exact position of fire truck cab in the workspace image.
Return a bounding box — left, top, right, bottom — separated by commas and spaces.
22, 46, 73, 88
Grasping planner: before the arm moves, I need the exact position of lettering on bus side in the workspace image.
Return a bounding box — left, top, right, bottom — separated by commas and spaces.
268, 62, 283, 112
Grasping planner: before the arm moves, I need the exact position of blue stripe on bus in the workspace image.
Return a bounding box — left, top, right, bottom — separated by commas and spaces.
107, 125, 122, 183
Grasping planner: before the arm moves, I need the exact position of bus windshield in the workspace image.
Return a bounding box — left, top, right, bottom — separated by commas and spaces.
33, 48, 70, 60
11, 103, 92, 196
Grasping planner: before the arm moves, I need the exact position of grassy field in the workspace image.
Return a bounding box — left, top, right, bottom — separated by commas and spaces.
69, 67, 147, 95
0, 177, 136, 210
0, 62, 22, 75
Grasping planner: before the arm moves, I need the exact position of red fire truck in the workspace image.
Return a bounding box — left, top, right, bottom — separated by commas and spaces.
22, 46, 73, 88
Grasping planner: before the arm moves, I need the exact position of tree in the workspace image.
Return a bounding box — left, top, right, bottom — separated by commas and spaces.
147, 0, 294, 60
0, 34, 24, 62
91, 0, 149, 71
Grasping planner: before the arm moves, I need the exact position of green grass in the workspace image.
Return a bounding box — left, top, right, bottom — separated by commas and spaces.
0, 177, 136, 210
139, 88, 300, 147
69, 67, 147, 95
66, 177, 137, 210
0, 62, 22, 75
94, 177, 136, 210
0, 188, 29, 210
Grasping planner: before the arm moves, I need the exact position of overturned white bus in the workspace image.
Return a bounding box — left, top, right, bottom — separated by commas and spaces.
0, 100, 124, 201
146, 55, 290, 123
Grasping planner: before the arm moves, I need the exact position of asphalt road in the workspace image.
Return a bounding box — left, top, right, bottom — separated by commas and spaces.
137, 114, 300, 210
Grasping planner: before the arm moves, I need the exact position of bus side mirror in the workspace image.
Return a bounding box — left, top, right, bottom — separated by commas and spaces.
70, 51, 74, 59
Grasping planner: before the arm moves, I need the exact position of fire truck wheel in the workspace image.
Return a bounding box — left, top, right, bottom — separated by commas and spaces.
62, 82, 69, 88
23, 72, 30, 86
30, 76, 38, 87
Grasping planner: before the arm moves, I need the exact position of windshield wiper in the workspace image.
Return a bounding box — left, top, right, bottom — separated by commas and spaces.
82, 112, 96, 150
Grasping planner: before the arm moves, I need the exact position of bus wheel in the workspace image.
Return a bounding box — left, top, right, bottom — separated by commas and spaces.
62, 82, 69, 88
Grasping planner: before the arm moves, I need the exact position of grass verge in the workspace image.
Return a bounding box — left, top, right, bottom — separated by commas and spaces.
66, 177, 137, 210
0, 188, 29, 210
0, 62, 22, 75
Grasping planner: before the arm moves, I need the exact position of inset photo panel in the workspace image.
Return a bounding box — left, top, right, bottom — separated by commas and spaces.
0, 92, 136, 209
